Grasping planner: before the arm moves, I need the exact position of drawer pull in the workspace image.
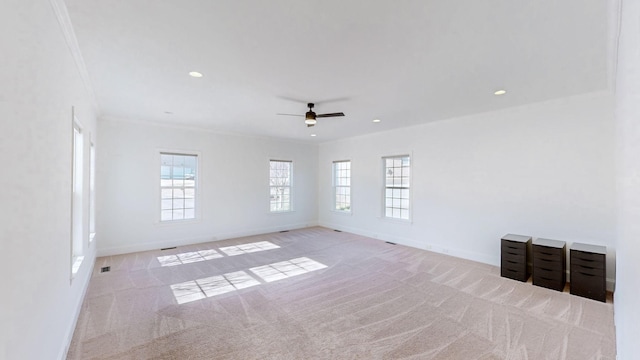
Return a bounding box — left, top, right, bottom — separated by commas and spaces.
579, 272, 595, 277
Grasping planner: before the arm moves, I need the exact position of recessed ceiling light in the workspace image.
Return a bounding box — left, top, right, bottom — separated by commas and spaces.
189, 71, 203, 78
310, 134, 317, 137
373, 119, 381, 123
494, 89, 507, 95
164, 111, 173, 115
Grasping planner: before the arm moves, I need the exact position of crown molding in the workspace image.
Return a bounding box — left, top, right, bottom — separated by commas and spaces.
608, 0, 623, 93
48, 0, 100, 112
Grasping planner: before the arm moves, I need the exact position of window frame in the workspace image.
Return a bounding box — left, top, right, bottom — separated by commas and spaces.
159, 152, 199, 223
88, 139, 96, 244
70, 114, 85, 279
269, 159, 293, 213
332, 160, 352, 213
382, 154, 411, 221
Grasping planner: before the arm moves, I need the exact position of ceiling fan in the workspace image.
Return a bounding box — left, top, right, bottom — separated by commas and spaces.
277, 103, 345, 127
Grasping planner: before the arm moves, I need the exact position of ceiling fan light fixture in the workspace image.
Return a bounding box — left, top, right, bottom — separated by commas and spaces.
189, 71, 203, 78
494, 89, 507, 95
305, 111, 317, 125
373, 119, 381, 123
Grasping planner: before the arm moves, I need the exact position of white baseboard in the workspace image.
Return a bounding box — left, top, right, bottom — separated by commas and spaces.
96, 222, 319, 257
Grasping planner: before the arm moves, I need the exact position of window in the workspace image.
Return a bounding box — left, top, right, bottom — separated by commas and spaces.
383, 155, 410, 220
89, 141, 96, 242
71, 122, 84, 276
161, 153, 197, 221
333, 160, 351, 212
269, 160, 292, 212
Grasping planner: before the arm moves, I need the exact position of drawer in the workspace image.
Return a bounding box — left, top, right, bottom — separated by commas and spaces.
570, 250, 605, 262
502, 251, 525, 263
533, 267, 563, 281
502, 258, 525, 271
570, 254, 605, 270
533, 246, 564, 260
533, 276, 564, 291
501, 241, 526, 256
572, 266, 606, 279
570, 273, 606, 302
571, 263, 605, 276
533, 257, 564, 271
501, 267, 527, 282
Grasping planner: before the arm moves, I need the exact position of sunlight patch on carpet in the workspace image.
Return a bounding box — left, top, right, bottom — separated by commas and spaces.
157, 249, 223, 267
250, 257, 327, 283
170, 271, 260, 304
219, 241, 280, 256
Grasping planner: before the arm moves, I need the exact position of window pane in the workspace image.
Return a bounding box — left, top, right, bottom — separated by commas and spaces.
161, 210, 173, 221
161, 154, 172, 166
185, 188, 195, 198
184, 209, 195, 219
161, 189, 173, 199
161, 199, 173, 210
174, 189, 184, 198
185, 199, 195, 209
173, 156, 185, 167
173, 209, 184, 220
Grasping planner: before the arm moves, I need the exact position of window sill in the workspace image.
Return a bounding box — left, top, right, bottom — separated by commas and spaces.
157, 218, 201, 226
380, 216, 412, 225
71, 255, 85, 278
268, 210, 295, 215
330, 209, 352, 216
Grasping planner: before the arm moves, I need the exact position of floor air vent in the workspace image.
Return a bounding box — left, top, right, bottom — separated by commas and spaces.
334, 229, 342, 232
161, 246, 177, 251
385, 241, 397, 245
100, 266, 111, 273
279, 230, 289, 233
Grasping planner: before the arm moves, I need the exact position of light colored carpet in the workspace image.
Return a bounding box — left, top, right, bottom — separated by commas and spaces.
67, 227, 615, 359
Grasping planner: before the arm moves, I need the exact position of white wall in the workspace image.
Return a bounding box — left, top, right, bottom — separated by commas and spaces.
319, 92, 616, 287
0, 1, 98, 359
614, 0, 640, 357
96, 119, 318, 256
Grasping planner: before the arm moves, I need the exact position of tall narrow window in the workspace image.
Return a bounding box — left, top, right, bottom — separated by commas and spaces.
269, 160, 292, 212
383, 155, 410, 220
89, 142, 96, 243
71, 122, 84, 275
333, 160, 351, 212
161, 153, 197, 221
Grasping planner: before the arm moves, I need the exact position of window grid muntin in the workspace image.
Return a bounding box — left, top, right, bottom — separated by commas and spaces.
160, 153, 197, 221
384, 155, 410, 220
333, 160, 351, 212
269, 160, 292, 212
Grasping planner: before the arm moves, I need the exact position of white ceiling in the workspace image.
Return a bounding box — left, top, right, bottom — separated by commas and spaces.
65, 0, 610, 142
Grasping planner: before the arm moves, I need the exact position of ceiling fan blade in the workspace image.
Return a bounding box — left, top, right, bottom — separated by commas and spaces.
276, 113, 304, 117
316, 112, 345, 118
307, 124, 315, 127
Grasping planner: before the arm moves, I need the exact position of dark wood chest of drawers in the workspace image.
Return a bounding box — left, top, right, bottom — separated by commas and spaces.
532, 238, 566, 291
501, 234, 531, 282
570, 243, 607, 302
